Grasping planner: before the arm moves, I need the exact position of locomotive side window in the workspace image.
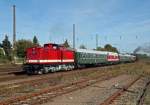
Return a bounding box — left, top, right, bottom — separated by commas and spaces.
44, 44, 50, 48
53, 46, 57, 49
52, 45, 59, 50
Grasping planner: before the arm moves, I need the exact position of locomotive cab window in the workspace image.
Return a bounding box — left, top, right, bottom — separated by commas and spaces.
52, 46, 57, 49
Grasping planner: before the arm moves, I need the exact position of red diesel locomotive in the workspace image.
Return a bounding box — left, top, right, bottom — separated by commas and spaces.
24, 43, 75, 74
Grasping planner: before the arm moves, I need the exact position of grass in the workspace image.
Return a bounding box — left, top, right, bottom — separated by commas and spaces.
120, 60, 150, 76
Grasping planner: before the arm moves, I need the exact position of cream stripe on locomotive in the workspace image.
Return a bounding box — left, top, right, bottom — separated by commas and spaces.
27, 60, 61, 63
27, 59, 74, 63
62, 59, 74, 62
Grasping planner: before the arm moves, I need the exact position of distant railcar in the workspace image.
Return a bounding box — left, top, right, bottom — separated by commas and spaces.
119, 54, 136, 63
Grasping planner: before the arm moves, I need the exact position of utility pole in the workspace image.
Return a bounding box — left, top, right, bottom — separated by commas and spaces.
13, 5, 16, 63
13, 5, 16, 49
73, 24, 75, 49
96, 34, 98, 49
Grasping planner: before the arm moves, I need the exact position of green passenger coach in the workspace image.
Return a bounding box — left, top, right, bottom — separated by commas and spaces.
75, 49, 108, 66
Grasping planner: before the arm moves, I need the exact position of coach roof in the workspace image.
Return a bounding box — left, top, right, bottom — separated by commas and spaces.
76, 49, 108, 55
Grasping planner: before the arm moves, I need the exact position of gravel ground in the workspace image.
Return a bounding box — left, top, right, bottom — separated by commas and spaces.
142, 81, 150, 105
42, 74, 136, 105
110, 77, 149, 105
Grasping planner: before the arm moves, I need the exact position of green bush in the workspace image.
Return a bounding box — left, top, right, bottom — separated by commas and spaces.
0, 49, 12, 64
0, 56, 10, 64
0, 48, 4, 58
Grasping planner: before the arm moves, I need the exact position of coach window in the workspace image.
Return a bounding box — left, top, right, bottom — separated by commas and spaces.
82, 54, 84, 58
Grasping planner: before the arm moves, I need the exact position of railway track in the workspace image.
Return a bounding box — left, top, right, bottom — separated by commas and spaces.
0, 62, 136, 84
0, 64, 123, 84
0, 71, 116, 105
0, 66, 21, 73
100, 76, 150, 105
0, 66, 102, 84
0, 66, 25, 82
136, 79, 150, 105
0, 71, 26, 83
141, 80, 150, 105
100, 76, 141, 105
0, 66, 22, 77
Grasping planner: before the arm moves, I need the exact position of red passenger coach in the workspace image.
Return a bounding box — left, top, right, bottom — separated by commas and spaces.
107, 52, 119, 63
24, 43, 75, 74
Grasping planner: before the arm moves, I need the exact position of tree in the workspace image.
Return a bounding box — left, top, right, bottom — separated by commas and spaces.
103, 44, 118, 52
16, 39, 34, 58
1, 35, 12, 59
79, 44, 86, 49
0, 43, 2, 47
96, 44, 118, 52
33, 36, 39, 46
104, 44, 112, 50
96, 46, 105, 51
112, 47, 118, 53
63, 39, 70, 48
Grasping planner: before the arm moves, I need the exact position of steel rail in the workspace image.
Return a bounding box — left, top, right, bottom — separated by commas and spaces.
136, 79, 150, 105
100, 76, 141, 105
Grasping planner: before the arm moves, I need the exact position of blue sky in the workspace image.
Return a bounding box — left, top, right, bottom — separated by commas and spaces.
0, 0, 150, 52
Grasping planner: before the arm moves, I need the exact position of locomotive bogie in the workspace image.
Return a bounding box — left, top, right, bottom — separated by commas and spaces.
24, 63, 75, 75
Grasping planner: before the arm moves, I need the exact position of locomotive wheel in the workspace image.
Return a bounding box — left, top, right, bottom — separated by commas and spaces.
37, 70, 43, 75
26, 71, 32, 75
43, 69, 49, 74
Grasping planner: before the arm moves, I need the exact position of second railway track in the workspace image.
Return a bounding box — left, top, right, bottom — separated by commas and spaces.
0, 64, 124, 84
100, 76, 141, 105
0, 70, 118, 105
